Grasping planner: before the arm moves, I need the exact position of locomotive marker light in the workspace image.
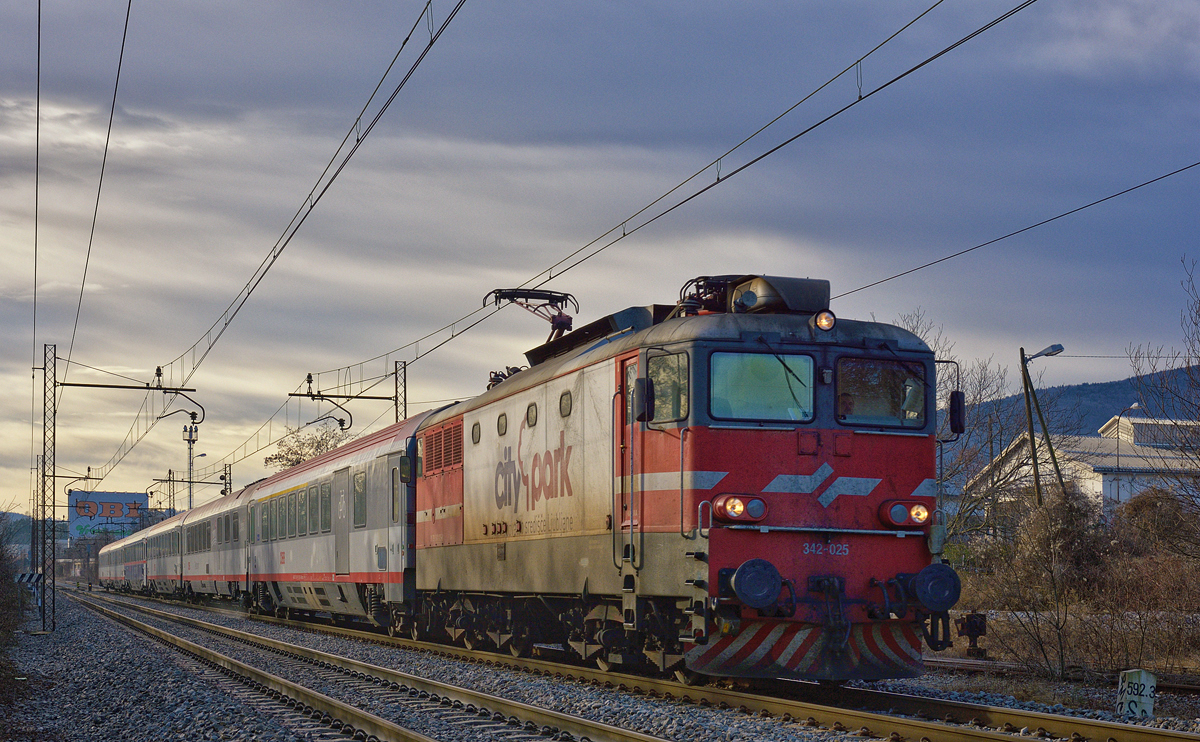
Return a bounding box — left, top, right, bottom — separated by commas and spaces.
812, 309, 836, 332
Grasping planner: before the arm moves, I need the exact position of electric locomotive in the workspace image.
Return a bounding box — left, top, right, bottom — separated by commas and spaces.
100, 273, 961, 682
409, 273, 961, 681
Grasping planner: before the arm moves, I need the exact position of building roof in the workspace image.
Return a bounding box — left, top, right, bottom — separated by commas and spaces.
965, 413, 1200, 494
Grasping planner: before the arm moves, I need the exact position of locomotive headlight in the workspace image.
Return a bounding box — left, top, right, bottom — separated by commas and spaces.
713, 494, 769, 522
813, 310, 836, 332
881, 499, 932, 528
909, 504, 930, 524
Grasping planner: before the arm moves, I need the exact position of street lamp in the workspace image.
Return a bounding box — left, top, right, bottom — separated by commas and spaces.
1020, 344, 1067, 506
184, 413, 200, 510
1114, 402, 1140, 502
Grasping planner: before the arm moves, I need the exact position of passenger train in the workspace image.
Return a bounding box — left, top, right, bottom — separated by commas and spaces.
101, 274, 963, 682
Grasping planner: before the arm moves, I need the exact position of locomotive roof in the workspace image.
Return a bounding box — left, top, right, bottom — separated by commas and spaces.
420, 302, 931, 429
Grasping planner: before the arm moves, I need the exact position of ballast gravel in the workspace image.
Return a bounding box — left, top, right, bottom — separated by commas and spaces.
16, 590, 1200, 742
1, 594, 309, 742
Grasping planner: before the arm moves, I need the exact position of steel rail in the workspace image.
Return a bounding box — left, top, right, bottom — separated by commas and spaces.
91, 592, 1200, 742
73, 595, 437, 742
80, 592, 669, 742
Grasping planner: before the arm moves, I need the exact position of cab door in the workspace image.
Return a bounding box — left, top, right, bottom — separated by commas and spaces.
385, 449, 416, 603
614, 354, 642, 568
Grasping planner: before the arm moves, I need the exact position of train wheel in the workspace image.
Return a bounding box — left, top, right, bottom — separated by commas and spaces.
387, 623, 400, 638
595, 657, 613, 672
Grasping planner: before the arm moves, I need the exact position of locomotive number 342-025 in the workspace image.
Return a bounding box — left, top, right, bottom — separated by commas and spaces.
802, 542, 850, 556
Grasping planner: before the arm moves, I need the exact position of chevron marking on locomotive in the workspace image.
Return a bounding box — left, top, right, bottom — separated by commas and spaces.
816, 477, 882, 507
685, 620, 922, 679
762, 463, 881, 507
762, 463, 833, 494
910, 478, 937, 497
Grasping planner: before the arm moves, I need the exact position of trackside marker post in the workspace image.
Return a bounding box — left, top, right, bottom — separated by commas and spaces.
1117, 669, 1156, 718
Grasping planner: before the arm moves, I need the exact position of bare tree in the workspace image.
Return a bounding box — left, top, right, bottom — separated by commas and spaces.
1127, 258, 1200, 555
264, 423, 352, 471
0, 503, 25, 704
896, 309, 1079, 541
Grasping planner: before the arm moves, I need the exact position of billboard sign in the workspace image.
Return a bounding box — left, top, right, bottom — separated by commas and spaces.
68, 490, 147, 541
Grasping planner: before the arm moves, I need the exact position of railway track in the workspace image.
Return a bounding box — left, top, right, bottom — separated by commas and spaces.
74, 592, 668, 742
86, 590, 1200, 742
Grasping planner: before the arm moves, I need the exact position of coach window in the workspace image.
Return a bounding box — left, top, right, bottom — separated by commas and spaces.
308, 486, 319, 534
497, 413, 507, 436
836, 358, 926, 428
288, 491, 298, 538
297, 490, 308, 536
353, 471, 367, 528
260, 502, 268, 543
249, 504, 257, 542
320, 482, 333, 533
648, 352, 689, 423
270, 498, 278, 541
391, 467, 401, 523
710, 352, 813, 422
232, 513, 239, 542
225, 514, 232, 543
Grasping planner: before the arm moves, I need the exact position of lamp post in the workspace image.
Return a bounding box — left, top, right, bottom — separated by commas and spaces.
1114, 402, 1140, 503
1020, 344, 1066, 506
184, 419, 200, 510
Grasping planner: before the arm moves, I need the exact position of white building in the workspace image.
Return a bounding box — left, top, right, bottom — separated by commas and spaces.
967, 413, 1199, 513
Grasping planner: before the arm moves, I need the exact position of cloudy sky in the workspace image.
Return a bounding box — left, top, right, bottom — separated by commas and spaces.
2, 0, 1197, 514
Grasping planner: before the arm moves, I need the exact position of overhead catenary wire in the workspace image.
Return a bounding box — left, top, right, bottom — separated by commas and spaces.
61, 0, 133, 399
832, 159, 1200, 300
29, 0, 42, 522
199, 0, 1031, 474
304, 0, 1041, 401
85, 0, 468, 489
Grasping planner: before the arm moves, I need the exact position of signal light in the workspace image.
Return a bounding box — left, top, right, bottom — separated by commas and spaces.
880, 500, 932, 528
713, 494, 768, 522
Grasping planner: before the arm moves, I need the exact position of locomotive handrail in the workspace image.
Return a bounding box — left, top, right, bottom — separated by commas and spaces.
696, 499, 712, 539
679, 427, 693, 538
611, 388, 623, 571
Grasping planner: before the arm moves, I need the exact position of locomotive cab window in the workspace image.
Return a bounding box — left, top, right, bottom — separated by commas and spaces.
648, 352, 689, 423
836, 358, 926, 428
709, 351, 813, 422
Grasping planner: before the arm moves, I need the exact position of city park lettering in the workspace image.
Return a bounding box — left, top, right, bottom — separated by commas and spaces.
495, 429, 573, 514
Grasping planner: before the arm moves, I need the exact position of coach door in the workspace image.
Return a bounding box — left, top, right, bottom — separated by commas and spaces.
334, 468, 350, 575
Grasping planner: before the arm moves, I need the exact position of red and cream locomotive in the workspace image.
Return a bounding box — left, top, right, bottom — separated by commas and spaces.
101, 273, 962, 682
